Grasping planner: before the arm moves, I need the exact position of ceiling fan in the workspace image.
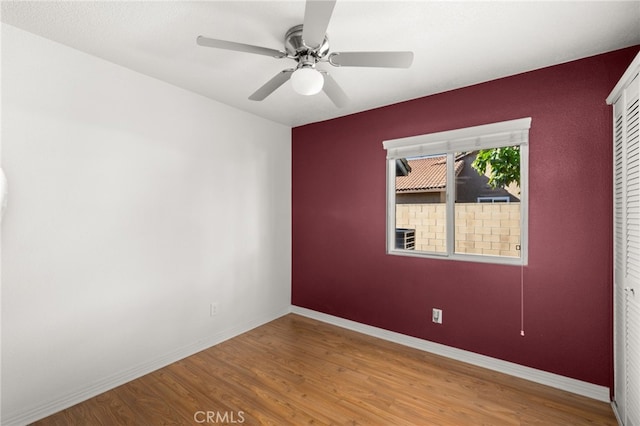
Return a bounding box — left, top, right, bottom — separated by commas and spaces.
196, 0, 414, 107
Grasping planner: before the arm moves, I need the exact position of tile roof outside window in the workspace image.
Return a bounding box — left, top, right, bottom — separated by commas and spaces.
396, 155, 464, 192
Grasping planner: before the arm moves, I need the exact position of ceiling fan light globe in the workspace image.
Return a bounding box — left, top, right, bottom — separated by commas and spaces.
291, 68, 324, 95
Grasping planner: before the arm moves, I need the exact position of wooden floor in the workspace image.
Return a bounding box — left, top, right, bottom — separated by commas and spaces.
33, 314, 617, 425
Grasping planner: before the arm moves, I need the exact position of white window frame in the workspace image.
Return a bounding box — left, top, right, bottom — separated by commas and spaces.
477, 196, 510, 203
383, 117, 531, 265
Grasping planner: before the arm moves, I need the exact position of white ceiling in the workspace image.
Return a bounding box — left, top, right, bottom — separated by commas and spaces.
2, 1, 639, 127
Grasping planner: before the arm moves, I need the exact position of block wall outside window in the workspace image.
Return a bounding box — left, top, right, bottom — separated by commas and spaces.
396, 203, 521, 257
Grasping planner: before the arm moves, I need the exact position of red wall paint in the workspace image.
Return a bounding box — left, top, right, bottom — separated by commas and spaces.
292, 46, 639, 388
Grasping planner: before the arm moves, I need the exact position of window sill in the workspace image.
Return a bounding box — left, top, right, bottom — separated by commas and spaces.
387, 249, 527, 266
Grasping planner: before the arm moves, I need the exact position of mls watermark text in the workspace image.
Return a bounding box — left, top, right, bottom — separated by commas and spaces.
193, 410, 245, 424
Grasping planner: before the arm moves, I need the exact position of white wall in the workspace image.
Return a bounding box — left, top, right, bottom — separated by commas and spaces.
1, 24, 291, 425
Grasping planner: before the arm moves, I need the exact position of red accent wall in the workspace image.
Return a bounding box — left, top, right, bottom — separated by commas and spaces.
292, 46, 639, 388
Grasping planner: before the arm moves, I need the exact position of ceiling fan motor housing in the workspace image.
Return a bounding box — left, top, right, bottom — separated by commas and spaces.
285, 24, 330, 60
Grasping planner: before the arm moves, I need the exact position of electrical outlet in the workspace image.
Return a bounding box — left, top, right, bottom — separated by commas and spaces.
210, 302, 218, 317
432, 308, 442, 324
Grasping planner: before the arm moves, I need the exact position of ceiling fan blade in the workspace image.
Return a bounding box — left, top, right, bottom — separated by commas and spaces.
197, 36, 286, 58
329, 51, 414, 68
249, 69, 295, 101
302, 0, 337, 49
322, 73, 348, 108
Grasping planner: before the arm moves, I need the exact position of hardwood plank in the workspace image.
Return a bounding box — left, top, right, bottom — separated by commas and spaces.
32, 314, 617, 425
117, 374, 193, 424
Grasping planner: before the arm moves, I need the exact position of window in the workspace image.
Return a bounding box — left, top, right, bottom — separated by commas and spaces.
477, 196, 510, 203
383, 118, 530, 265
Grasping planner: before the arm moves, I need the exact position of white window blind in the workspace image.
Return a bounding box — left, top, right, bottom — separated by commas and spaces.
383, 117, 531, 159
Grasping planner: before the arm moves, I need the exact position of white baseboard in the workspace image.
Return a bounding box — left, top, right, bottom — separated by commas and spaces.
2, 306, 291, 426
291, 306, 611, 403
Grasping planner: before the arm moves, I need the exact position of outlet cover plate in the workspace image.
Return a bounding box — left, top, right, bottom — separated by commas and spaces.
432, 308, 442, 324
